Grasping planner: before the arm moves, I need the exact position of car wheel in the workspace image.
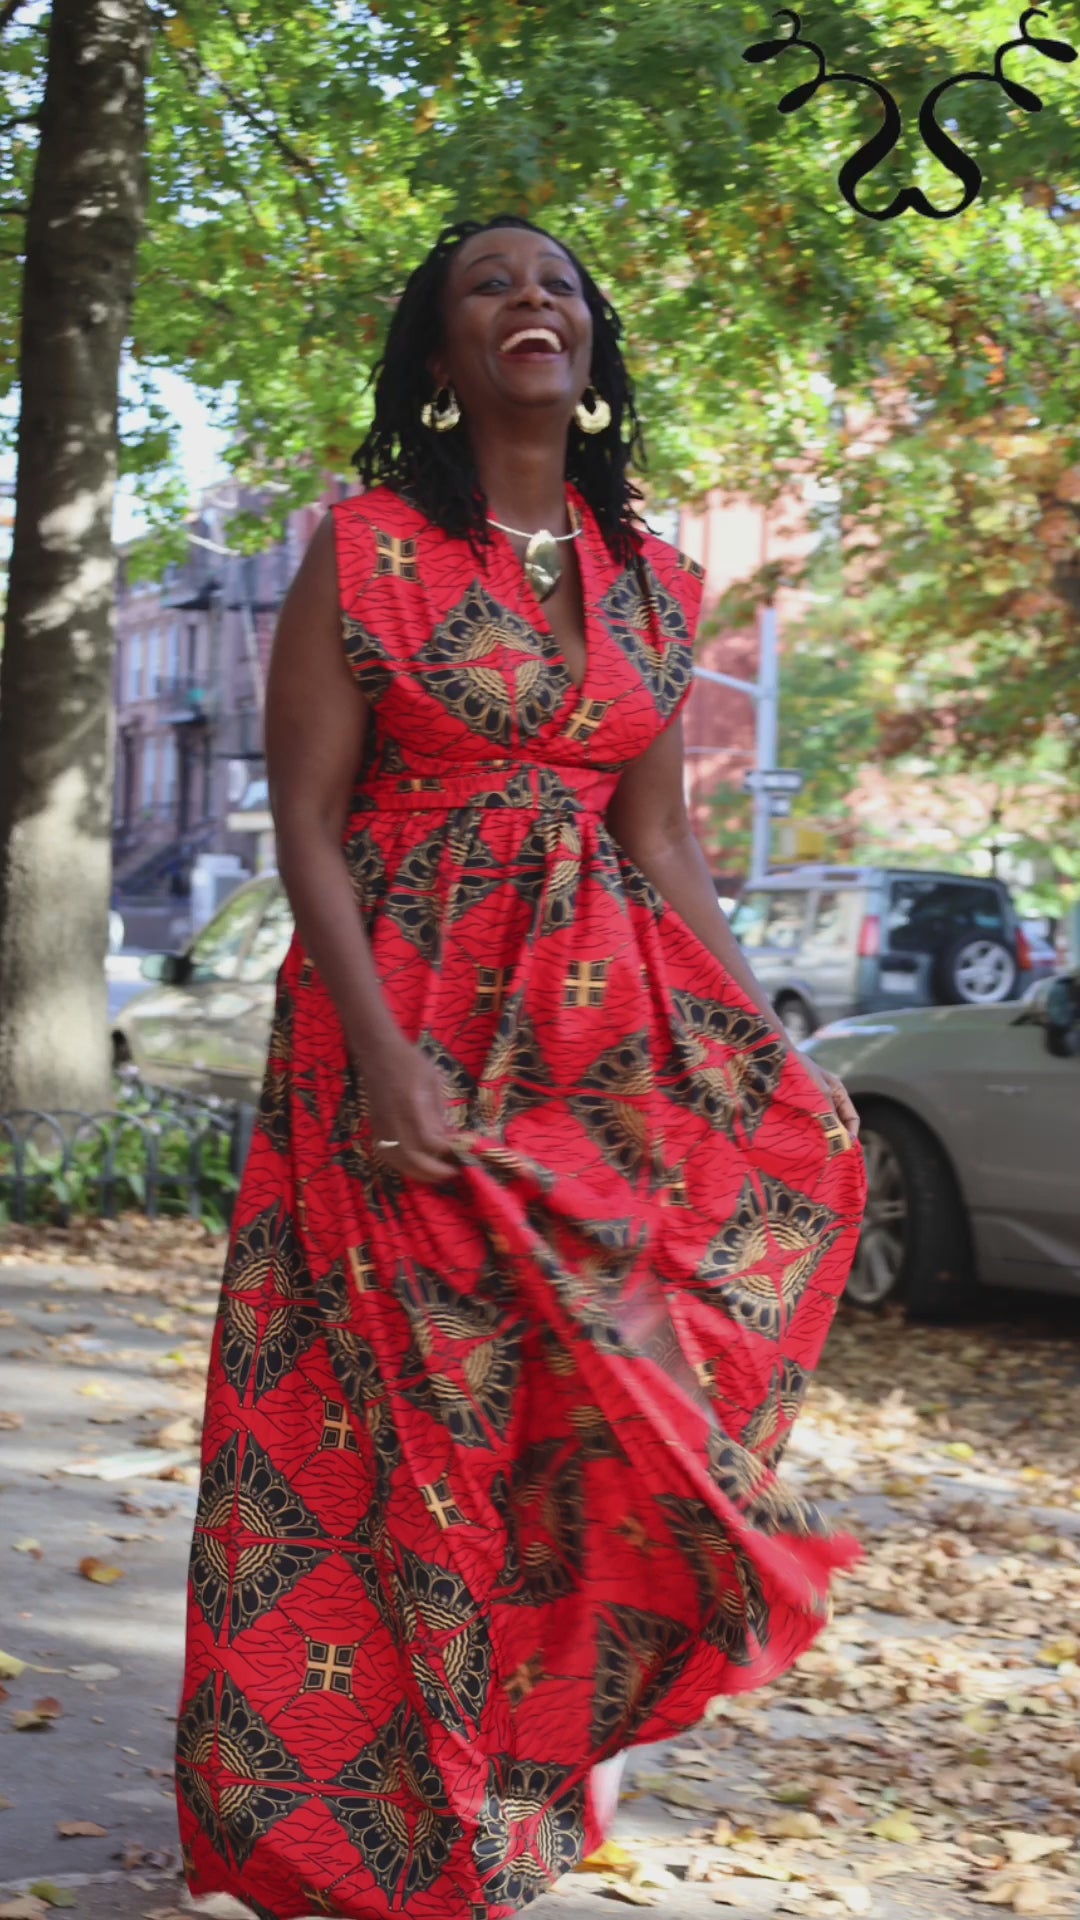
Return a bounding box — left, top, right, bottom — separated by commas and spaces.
776, 994, 814, 1043
936, 934, 1018, 1006
848, 1104, 976, 1321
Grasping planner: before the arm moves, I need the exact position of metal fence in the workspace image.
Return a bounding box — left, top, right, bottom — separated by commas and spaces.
0, 1081, 254, 1226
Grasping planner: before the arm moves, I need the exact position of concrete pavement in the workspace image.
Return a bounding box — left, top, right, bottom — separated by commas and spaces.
2, 1239, 1077, 1920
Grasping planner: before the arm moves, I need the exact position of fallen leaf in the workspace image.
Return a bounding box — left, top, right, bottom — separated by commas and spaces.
0, 1649, 27, 1678
11, 1538, 43, 1556
824, 1883, 873, 1915
57, 1819, 108, 1837
868, 1813, 920, 1844
12, 1709, 54, 1731
33, 1696, 63, 1718
1001, 1832, 1072, 1866
68, 1662, 121, 1681
78, 1556, 125, 1584
772, 1811, 823, 1840
629, 1861, 681, 1893
143, 1414, 199, 1449
634, 1772, 719, 1811
576, 1840, 635, 1874
0, 1901, 47, 1920
0, 1410, 24, 1430
27, 1888, 76, 1910
985, 1875, 1058, 1915
1037, 1637, 1079, 1669
773, 1782, 816, 1807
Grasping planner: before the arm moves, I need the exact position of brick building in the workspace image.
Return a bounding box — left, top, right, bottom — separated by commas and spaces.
111, 482, 347, 930
110, 479, 817, 927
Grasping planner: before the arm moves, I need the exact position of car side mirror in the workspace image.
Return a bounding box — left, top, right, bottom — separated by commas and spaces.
1044, 978, 1080, 1058
140, 952, 191, 987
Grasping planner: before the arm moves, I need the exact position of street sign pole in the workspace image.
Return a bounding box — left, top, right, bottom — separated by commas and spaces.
750, 603, 779, 884
692, 601, 781, 886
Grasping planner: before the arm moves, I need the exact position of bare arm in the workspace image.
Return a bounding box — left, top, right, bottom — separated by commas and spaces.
605, 718, 859, 1136
265, 514, 456, 1180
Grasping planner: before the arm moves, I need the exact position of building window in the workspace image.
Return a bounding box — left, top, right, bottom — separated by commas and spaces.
167, 622, 181, 686
187, 621, 198, 676
202, 735, 213, 820
142, 734, 158, 809
161, 734, 178, 810
129, 633, 143, 701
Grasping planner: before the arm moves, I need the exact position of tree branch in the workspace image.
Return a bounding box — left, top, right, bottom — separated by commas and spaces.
168, 39, 325, 192
0, 0, 28, 33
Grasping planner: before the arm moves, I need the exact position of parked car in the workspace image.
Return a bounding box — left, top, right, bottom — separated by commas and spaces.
1019, 916, 1059, 986
113, 874, 291, 1105
804, 972, 1080, 1317
728, 865, 1031, 1041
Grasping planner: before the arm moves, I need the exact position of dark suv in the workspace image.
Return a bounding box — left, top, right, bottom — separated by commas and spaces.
728, 865, 1030, 1042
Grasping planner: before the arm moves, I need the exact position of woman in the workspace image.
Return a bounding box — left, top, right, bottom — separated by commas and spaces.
176, 215, 866, 1920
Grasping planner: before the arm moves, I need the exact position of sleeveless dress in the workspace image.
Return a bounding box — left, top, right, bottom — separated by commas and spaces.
176, 485, 867, 1920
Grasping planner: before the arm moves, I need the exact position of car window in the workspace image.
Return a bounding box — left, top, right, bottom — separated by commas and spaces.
887, 877, 1006, 951
189, 885, 269, 983
730, 891, 770, 950
803, 890, 863, 955
239, 889, 295, 983
762, 892, 809, 951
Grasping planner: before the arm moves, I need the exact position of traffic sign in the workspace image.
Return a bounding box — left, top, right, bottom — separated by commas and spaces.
768, 795, 793, 818
742, 768, 804, 796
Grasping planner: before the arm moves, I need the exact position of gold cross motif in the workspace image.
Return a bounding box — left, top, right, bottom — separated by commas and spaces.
421, 1474, 466, 1530
504, 1652, 545, 1707
617, 1514, 651, 1552
695, 1358, 717, 1393
661, 1167, 690, 1208
375, 529, 419, 580
565, 958, 610, 1009
302, 1889, 340, 1916
320, 1398, 358, 1452
347, 1245, 377, 1292
476, 966, 510, 1015
564, 697, 611, 741
303, 1640, 357, 1694
398, 775, 442, 793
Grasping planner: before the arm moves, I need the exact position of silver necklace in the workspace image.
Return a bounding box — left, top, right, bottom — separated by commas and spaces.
487, 514, 582, 602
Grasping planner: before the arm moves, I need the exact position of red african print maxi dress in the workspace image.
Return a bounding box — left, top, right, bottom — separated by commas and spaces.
176, 485, 867, 1920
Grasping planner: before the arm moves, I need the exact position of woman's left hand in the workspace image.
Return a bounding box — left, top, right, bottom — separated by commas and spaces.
802, 1057, 861, 1143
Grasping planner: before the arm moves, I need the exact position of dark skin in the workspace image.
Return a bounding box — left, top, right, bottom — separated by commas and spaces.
266, 226, 858, 1183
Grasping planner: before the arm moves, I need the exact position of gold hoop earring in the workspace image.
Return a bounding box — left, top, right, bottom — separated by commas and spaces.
421, 385, 462, 433
574, 387, 612, 435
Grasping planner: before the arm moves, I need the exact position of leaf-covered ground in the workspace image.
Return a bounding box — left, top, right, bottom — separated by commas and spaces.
0, 1221, 1077, 1920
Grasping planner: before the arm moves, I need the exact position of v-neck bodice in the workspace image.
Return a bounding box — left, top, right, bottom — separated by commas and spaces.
333, 484, 703, 806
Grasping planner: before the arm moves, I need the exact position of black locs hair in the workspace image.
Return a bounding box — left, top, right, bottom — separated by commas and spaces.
353, 216, 645, 560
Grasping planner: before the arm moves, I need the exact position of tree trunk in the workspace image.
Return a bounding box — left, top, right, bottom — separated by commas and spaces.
0, 0, 149, 1112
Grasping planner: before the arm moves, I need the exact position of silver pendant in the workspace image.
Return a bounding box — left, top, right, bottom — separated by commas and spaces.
523, 529, 561, 602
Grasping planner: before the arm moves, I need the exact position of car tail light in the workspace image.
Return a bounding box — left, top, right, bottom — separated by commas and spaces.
1016, 925, 1032, 971
858, 913, 881, 959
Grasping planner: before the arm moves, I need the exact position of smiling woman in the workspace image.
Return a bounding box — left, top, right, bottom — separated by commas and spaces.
175, 214, 866, 1920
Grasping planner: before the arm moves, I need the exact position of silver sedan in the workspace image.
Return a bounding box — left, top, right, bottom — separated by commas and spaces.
804, 974, 1080, 1318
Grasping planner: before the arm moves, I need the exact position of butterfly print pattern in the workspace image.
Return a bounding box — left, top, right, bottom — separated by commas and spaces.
177, 484, 867, 1920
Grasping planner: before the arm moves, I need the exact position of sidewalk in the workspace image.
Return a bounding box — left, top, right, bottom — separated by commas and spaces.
1, 1227, 1078, 1920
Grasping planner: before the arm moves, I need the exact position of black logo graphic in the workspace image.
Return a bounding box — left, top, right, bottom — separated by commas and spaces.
743, 7, 1077, 221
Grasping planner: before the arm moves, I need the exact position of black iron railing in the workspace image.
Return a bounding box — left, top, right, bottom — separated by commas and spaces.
0, 1080, 253, 1228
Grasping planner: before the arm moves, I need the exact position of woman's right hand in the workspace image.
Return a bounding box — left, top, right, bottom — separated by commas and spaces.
357, 1035, 460, 1184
